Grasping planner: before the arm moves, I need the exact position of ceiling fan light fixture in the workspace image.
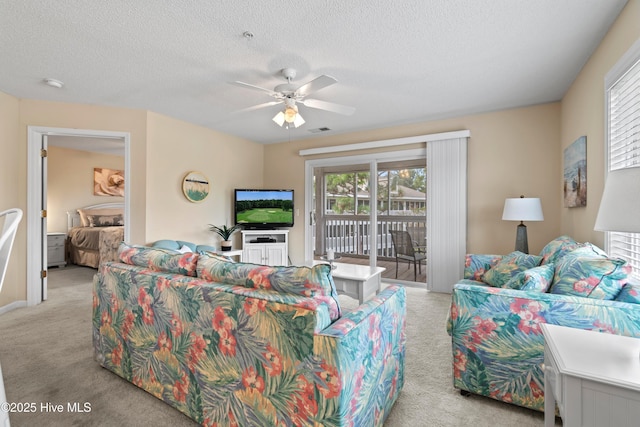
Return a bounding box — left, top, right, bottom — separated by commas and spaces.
273, 105, 305, 128
284, 105, 297, 123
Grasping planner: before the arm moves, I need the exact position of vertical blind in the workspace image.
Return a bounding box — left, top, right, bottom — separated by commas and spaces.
607, 54, 640, 281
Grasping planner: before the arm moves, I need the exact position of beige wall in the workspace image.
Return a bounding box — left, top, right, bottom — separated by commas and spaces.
47, 146, 125, 233
0, 99, 261, 308
0, 91, 24, 306
265, 103, 562, 262
19, 99, 149, 244
145, 112, 263, 248
560, 0, 640, 247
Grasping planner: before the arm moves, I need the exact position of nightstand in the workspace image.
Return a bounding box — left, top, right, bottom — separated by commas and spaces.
47, 232, 66, 268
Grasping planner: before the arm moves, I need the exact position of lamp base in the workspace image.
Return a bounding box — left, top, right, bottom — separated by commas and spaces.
515, 222, 529, 254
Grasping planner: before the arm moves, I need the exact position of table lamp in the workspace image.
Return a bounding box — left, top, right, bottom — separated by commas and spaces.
502, 195, 544, 254
594, 167, 640, 233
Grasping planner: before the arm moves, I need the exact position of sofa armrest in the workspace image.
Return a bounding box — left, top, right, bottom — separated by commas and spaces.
464, 254, 503, 280
313, 285, 406, 426
447, 282, 640, 411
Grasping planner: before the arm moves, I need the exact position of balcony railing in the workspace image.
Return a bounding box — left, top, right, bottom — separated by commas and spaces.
319, 214, 426, 259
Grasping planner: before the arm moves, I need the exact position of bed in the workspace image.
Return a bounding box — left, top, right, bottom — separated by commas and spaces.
66, 203, 125, 269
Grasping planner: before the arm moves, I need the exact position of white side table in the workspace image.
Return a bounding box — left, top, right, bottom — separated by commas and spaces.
542, 323, 640, 427
312, 261, 385, 304
47, 232, 67, 268
214, 249, 243, 262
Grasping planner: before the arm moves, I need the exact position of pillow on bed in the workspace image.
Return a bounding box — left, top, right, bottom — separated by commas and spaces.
87, 214, 124, 227
78, 208, 124, 227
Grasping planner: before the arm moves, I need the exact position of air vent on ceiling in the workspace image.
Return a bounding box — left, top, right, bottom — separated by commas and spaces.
308, 127, 332, 133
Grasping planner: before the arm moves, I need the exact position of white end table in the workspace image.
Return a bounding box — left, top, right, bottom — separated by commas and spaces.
214, 249, 243, 262
542, 323, 640, 427
312, 260, 385, 304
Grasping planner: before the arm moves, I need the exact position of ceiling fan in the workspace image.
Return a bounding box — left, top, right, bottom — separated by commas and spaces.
233, 68, 356, 128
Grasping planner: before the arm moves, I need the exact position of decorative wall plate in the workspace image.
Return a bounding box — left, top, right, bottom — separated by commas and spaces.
182, 171, 209, 203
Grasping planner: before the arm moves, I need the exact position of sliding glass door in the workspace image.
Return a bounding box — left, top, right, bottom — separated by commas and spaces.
310, 158, 427, 285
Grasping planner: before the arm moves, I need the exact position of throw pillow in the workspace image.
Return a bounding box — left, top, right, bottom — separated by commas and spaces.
197, 253, 341, 320
481, 251, 543, 288
538, 235, 579, 265
550, 250, 630, 299
118, 243, 199, 277
177, 245, 193, 253
503, 264, 555, 292
615, 282, 640, 304
87, 214, 124, 227
78, 208, 123, 227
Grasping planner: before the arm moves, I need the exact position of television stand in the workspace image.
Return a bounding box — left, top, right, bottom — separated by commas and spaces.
241, 230, 289, 266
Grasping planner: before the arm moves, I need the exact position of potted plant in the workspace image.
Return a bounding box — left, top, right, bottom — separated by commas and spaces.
209, 224, 241, 251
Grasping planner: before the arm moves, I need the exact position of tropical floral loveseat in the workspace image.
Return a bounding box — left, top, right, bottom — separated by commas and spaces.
446, 235, 640, 412
94, 243, 406, 426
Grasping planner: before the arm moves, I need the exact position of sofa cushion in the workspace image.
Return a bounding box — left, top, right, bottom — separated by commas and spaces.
482, 251, 542, 288
550, 248, 630, 299
615, 282, 640, 304
538, 235, 579, 265
118, 243, 199, 277
152, 240, 217, 254
503, 264, 555, 292
197, 253, 341, 320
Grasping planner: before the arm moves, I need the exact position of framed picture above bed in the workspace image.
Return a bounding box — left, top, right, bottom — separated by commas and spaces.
94, 167, 125, 197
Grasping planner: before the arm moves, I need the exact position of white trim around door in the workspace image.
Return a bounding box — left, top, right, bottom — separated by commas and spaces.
26, 126, 131, 306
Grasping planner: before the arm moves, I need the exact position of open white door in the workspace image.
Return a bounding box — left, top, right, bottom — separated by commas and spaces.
41, 134, 48, 301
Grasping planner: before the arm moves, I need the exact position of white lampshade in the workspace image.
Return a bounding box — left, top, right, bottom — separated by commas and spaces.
272, 111, 285, 127
594, 167, 640, 232
502, 197, 544, 222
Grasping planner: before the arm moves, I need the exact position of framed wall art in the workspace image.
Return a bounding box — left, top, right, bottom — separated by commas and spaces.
182, 171, 210, 203
563, 136, 587, 208
94, 167, 125, 197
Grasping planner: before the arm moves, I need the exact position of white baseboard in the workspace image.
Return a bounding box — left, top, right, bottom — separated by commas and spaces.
0, 300, 27, 316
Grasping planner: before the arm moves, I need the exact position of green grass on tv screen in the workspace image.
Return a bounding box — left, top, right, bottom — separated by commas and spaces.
237, 208, 293, 224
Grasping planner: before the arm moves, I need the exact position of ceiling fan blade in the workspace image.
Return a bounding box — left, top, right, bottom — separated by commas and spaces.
233, 100, 282, 114
232, 81, 279, 97
301, 98, 356, 116
295, 75, 337, 97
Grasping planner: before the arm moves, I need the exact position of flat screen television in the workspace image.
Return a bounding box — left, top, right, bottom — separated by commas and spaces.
234, 189, 294, 229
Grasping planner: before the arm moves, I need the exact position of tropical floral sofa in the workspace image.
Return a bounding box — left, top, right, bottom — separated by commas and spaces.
93, 243, 406, 426
447, 235, 640, 412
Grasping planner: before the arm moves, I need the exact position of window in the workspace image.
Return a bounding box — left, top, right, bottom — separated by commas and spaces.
605, 39, 640, 281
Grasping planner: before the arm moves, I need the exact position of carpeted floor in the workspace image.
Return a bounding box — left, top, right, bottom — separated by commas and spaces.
0, 265, 558, 426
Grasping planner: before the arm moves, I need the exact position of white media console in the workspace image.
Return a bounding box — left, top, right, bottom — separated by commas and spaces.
241, 229, 289, 266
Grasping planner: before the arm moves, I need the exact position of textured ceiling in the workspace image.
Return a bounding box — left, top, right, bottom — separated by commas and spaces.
0, 0, 628, 144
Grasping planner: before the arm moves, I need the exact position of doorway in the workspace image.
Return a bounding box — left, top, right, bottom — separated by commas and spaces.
26, 126, 131, 306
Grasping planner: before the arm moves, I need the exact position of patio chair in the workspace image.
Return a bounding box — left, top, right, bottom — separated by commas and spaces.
389, 229, 427, 281
0, 208, 23, 427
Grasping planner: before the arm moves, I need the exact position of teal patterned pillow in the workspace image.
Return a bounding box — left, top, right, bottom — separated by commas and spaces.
482, 251, 543, 288
118, 243, 199, 277
197, 253, 341, 319
614, 282, 640, 304
503, 264, 555, 292
464, 254, 503, 281
538, 235, 579, 265
550, 251, 630, 299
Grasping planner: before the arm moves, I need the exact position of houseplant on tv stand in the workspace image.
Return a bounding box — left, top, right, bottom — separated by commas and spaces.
208, 224, 241, 251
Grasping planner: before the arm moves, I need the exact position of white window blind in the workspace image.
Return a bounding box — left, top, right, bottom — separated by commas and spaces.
606, 46, 640, 281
